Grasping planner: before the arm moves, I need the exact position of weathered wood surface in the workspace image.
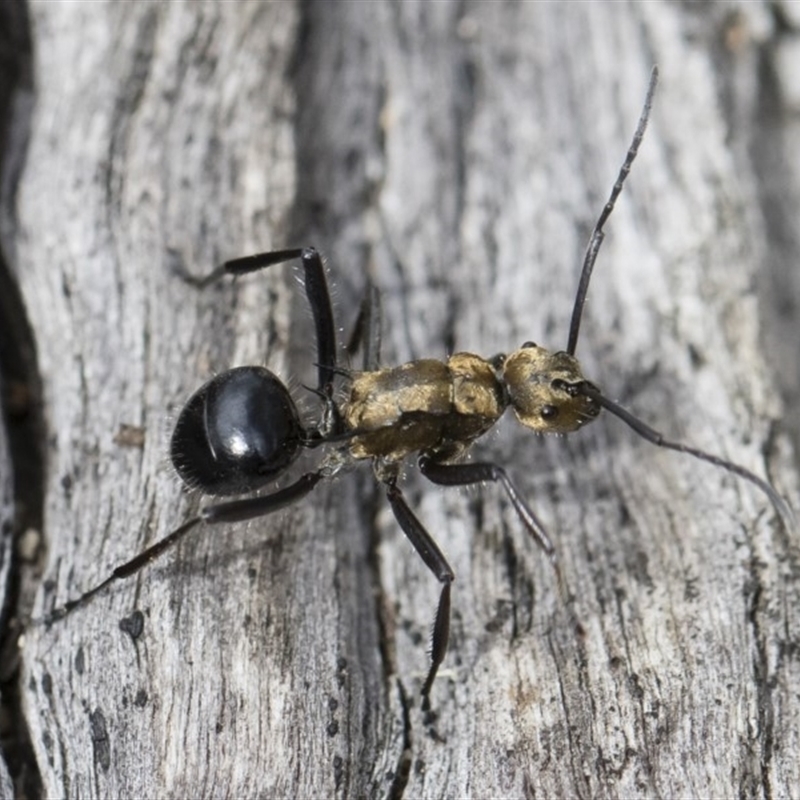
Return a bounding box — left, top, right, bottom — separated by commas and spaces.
0, 387, 16, 800
5, 1, 800, 797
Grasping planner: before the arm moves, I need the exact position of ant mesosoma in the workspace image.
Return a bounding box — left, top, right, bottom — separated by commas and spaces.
42, 67, 793, 710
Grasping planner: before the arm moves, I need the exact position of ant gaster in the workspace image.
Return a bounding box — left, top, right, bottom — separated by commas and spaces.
44, 68, 793, 710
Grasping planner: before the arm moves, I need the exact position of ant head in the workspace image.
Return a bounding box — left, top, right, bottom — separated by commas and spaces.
502, 342, 601, 433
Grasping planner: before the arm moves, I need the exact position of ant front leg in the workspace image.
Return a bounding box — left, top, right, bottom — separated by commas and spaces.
418, 455, 563, 591
172, 247, 337, 397
382, 474, 454, 711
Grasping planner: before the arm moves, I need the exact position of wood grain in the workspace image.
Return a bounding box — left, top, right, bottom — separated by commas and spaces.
5, 1, 799, 797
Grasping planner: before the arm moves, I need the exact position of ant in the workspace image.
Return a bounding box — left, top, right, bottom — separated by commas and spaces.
42, 67, 793, 710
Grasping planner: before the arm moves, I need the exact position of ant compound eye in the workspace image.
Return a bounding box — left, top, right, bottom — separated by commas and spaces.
521, 341, 537, 349
541, 404, 559, 420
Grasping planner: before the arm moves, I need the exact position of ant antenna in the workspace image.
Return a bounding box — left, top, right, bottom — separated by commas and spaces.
578, 384, 796, 532
566, 66, 659, 357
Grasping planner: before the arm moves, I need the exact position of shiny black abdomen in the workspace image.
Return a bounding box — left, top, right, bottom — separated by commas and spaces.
170, 366, 303, 496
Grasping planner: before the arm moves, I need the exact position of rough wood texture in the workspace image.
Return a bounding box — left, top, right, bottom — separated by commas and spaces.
0, 391, 14, 799
6, 1, 800, 797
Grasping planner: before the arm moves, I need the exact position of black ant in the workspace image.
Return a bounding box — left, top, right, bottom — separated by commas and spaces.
41, 67, 793, 710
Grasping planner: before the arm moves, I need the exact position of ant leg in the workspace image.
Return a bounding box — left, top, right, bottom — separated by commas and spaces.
42, 471, 323, 624
384, 478, 454, 710
171, 247, 305, 288
346, 282, 382, 371
225, 248, 337, 396
418, 455, 563, 587
172, 247, 337, 396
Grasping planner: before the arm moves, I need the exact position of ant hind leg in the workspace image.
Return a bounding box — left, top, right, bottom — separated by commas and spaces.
41, 471, 324, 625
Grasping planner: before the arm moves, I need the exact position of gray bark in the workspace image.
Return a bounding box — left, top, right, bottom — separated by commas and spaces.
3, 1, 799, 797
0, 391, 15, 800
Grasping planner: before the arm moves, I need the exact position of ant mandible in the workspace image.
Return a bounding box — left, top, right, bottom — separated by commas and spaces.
43, 67, 793, 710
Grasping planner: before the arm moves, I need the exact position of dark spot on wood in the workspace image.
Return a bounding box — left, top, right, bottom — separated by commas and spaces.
684, 576, 700, 601
336, 657, 348, 688
119, 610, 145, 641
75, 646, 85, 675
332, 754, 344, 790
687, 343, 705, 368
89, 708, 111, 772
628, 673, 645, 701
